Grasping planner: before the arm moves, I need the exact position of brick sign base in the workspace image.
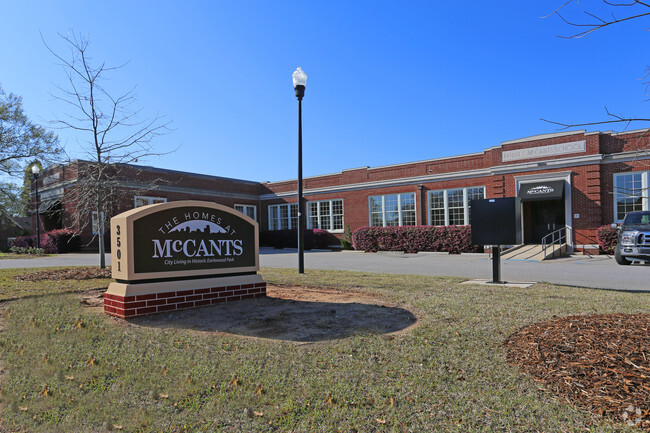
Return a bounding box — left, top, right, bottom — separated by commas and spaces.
104, 274, 266, 319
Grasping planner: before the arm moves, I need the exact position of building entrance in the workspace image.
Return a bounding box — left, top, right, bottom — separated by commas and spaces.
518, 180, 567, 245
522, 199, 565, 244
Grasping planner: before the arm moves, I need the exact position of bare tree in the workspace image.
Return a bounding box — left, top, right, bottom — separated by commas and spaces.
550, 0, 650, 39
44, 32, 173, 268
542, 1, 650, 129
544, 1, 650, 207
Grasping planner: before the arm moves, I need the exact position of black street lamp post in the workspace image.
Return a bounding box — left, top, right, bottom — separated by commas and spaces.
31, 164, 41, 249
292, 67, 307, 274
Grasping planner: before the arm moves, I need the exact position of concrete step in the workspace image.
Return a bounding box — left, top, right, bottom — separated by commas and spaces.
501, 244, 567, 261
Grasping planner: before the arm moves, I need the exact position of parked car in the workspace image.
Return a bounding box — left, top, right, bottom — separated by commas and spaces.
612, 210, 650, 265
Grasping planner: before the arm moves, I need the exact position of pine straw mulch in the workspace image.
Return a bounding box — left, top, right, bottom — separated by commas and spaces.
506, 313, 650, 430
13, 266, 112, 281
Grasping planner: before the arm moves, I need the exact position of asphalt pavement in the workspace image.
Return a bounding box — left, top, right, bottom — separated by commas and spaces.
1, 249, 648, 292
259, 249, 649, 292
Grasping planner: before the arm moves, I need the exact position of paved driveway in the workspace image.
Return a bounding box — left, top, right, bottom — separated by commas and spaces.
1, 250, 647, 292
260, 249, 650, 292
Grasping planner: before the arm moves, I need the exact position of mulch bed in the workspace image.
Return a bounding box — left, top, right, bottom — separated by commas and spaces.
14, 267, 112, 281
506, 313, 650, 429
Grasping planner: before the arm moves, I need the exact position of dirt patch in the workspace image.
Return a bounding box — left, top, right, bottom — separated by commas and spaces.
19, 267, 417, 342
506, 313, 650, 430
126, 285, 417, 342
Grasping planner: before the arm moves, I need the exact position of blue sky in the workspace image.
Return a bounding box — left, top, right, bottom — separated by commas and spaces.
1, 1, 649, 182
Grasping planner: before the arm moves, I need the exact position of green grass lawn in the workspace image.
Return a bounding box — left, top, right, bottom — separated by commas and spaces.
0, 267, 647, 432
0, 252, 51, 260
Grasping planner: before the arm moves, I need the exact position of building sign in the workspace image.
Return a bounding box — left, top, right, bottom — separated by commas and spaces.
42, 172, 61, 186
111, 200, 259, 282
502, 140, 586, 162
517, 180, 565, 201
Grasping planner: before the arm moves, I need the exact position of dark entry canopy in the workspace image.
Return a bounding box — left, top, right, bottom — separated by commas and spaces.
38, 198, 61, 213
518, 180, 564, 201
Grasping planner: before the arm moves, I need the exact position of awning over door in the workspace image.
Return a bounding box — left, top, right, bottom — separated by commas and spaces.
518, 180, 565, 201
38, 199, 61, 213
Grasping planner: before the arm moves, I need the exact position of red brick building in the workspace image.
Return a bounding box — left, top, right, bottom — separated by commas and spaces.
32, 129, 650, 253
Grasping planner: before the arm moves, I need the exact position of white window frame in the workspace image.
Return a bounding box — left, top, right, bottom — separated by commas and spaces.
268, 203, 298, 230
92, 211, 105, 235
613, 171, 650, 222
427, 186, 485, 226
368, 193, 416, 227
307, 199, 344, 232
134, 196, 167, 208
234, 204, 257, 221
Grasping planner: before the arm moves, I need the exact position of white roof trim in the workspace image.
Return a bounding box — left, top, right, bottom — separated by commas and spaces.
501, 130, 586, 145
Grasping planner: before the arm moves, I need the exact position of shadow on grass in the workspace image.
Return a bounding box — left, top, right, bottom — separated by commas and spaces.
128, 296, 417, 342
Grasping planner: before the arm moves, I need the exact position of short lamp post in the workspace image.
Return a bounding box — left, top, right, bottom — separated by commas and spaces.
292, 66, 307, 274
31, 165, 41, 249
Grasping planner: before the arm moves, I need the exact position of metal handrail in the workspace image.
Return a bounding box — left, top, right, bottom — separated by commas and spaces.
542, 227, 566, 259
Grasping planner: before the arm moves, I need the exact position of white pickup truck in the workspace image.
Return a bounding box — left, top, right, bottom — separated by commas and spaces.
613, 210, 650, 265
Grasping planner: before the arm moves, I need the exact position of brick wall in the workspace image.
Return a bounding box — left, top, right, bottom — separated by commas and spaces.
33, 130, 650, 252
104, 281, 267, 318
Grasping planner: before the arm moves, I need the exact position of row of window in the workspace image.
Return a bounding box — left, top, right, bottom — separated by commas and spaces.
92, 189, 485, 235
268, 199, 344, 231
266, 188, 485, 231
87, 172, 650, 235
134, 172, 648, 227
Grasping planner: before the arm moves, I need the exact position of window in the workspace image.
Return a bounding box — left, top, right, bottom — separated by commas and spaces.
235, 204, 257, 221
429, 191, 445, 226
447, 188, 465, 226
427, 186, 485, 226
268, 203, 298, 230
92, 211, 104, 235
368, 193, 416, 227
135, 196, 167, 208
466, 187, 485, 224
307, 199, 344, 232
614, 172, 649, 221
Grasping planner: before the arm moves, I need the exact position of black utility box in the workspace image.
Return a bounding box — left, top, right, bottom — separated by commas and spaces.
470, 197, 522, 245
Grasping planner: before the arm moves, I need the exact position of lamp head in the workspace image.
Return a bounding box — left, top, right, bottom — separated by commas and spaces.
292, 67, 307, 99
31, 165, 40, 176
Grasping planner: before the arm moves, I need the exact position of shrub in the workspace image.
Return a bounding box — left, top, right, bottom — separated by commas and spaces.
352, 225, 482, 254
45, 229, 81, 253
340, 224, 354, 250
11, 234, 56, 254
11, 229, 81, 254
9, 246, 46, 255
11, 235, 35, 249
596, 225, 618, 254
311, 229, 330, 250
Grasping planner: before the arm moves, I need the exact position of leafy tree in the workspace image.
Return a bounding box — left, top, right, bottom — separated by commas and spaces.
44, 32, 173, 268
19, 159, 42, 217
0, 86, 60, 218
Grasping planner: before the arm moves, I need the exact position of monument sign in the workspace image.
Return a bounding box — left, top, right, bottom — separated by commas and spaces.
104, 201, 266, 318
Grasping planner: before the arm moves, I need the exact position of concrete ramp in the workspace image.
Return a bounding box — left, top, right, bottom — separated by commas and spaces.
501, 244, 567, 261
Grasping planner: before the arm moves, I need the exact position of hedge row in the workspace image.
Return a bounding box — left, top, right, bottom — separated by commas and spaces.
352, 225, 482, 254
260, 228, 332, 250
12, 229, 81, 254
596, 225, 618, 254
